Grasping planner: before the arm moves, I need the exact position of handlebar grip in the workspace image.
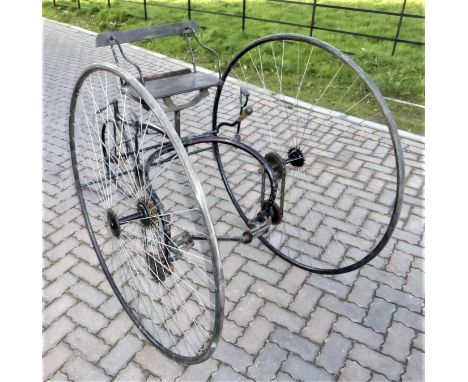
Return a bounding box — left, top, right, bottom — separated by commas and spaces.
239, 106, 253, 121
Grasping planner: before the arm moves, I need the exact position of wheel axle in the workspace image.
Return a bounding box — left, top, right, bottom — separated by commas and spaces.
117, 203, 149, 226
107, 200, 155, 238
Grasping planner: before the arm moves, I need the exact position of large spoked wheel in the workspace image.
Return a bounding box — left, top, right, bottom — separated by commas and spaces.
213, 34, 405, 274
70, 63, 223, 363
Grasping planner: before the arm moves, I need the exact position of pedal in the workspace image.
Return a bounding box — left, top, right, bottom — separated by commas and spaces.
172, 231, 194, 254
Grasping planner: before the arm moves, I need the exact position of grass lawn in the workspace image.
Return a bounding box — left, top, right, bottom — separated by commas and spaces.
43, 0, 425, 135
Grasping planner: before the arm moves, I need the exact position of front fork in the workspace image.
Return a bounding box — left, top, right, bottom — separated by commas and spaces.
230, 87, 286, 226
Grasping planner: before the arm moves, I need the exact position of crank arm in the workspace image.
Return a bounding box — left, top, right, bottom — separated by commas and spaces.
187, 222, 270, 245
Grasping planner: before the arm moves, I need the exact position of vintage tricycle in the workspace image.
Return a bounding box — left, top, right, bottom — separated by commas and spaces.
69, 21, 404, 363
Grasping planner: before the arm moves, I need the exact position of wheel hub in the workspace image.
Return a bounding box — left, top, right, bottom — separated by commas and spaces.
137, 197, 158, 227
137, 199, 154, 227
107, 210, 121, 238
287, 147, 305, 167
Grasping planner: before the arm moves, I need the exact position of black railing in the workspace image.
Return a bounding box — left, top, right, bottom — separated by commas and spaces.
50, 0, 424, 56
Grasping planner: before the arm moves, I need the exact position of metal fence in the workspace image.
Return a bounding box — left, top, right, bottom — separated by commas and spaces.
51, 0, 425, 56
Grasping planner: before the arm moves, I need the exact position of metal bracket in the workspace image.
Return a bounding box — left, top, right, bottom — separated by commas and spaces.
162, 89, 210, 112
108, 36, 145, 84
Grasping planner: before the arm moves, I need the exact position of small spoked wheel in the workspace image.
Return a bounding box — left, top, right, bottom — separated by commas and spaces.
70, 63, 223, 363
213, 34, 405, 274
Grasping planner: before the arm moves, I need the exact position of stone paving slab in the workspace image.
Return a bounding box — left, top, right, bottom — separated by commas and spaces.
42, 19, 425, 381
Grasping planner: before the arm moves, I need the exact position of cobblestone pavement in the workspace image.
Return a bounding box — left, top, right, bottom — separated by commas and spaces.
43, 19, 425, 381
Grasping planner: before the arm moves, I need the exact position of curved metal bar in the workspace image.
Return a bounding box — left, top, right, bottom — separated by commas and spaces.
184, 34, 197, 72
185, 26, 221, 79
145, 134, 278, 206
162, 89, 209, 112
109, 36, 145, 84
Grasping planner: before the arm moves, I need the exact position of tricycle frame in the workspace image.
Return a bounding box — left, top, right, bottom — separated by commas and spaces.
69, 24, 406, 364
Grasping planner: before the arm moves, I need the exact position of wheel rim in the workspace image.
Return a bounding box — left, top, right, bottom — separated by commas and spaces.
213, 34, 405, 274
70, 64, 223, 363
